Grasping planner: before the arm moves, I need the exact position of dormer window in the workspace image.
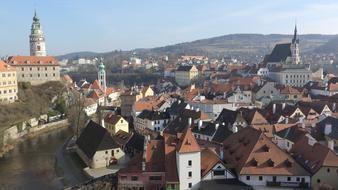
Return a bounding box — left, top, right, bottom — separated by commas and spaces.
267, 159, 274, 167
285, 159, 292, 167
262, 145, 270, 152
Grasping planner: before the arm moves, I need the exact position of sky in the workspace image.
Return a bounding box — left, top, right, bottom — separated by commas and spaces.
1, 0, 338, 56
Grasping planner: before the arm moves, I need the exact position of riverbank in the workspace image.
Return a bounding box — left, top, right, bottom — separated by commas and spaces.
0, 127, 73, 190
0, 119, 69, 157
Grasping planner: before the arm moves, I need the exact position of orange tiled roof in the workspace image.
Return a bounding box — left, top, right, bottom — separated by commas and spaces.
291, 136, 338, 174
0, 60, 15, 72
223, 127, 309, 176
201, 148, 228, 177
164, 134, 179, 183
7, 56, 59, 66
177, 127, 201, 153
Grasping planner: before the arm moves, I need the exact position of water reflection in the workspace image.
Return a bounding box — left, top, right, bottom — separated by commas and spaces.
0, 127, 72, 190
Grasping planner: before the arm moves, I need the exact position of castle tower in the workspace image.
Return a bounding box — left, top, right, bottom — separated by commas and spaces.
98, 58, 106, 93
30, 11, 47, 56
291, 24, 300, 64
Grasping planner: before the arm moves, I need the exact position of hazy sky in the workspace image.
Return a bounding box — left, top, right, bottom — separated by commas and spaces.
1, 0, 338, 56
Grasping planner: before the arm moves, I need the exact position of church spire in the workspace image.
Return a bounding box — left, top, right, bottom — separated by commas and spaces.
292, 23, 298, 44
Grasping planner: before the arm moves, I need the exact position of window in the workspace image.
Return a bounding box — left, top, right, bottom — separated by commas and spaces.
30, 74, 32, 77
246, 176, 250, 180
214, 170, 225, 176
45, 67, 47, 71
105, 151, 108, 154
30, 67, 32, 71
188, 183, 192, 188
21, 68, 24, 71
149, 176, 162, 181
38, 74, 40, 77
317, 179, 321, 183
53, 73, 56, 77
45, 73, 48, 77
38, 67, 40, 71
327, 168, 330, 173
287, 177, 291, 181
53, 67, 55, 70
259, 176, 263, 181
188, 160, 192, 166
170, 184, 175, 189
188, 171, 192, 178
296, 177, 300, 182
22, 74, 24, 78
131, 176, 138, 181
120, 176, 127, 181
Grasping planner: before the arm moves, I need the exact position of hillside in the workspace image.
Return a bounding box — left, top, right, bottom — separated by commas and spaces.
57, 34, 338, 61
0, 81, 65, 128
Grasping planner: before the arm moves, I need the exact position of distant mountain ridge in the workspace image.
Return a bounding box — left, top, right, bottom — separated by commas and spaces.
57, 34, 338, 60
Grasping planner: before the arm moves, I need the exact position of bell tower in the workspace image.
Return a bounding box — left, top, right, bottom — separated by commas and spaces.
97, 58, 107, 93
30, 11, 47, 56
291, 24, 300, 64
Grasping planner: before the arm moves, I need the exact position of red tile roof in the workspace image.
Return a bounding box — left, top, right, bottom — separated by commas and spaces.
7, 56, 59, 66
177, 127, 201, 153
0, 60, 15, 72
222, 127, 310, 176
291, 136, 338, 174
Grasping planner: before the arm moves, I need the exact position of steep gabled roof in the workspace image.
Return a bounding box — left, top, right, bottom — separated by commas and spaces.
177, 127, 201, 153
266, 43, 292, 63
76, 120, 120, 159
201, 148, 232, 178
291, 136, 338, 174
222, 127, 309, 176
275, 125, 307, 143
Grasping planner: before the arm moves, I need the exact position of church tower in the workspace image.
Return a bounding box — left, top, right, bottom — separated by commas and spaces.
290, 24, 300, 64
98, 58, 107, 93
30, 11, 47, 56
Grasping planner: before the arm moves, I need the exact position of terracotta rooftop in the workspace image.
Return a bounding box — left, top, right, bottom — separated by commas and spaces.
7, 56, 59, 66
291, 136, 338, 174
0, 60, 16, 72
177, 127, 201, 153
222, 127, 310, 176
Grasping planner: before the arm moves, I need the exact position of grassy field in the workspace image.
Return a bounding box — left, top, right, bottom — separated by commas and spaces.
0, 81, 65, 128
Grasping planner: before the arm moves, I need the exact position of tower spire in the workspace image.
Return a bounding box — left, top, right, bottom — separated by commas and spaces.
292, 22, 298, 44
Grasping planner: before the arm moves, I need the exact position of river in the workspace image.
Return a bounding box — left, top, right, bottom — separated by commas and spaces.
0, 127, 73, 190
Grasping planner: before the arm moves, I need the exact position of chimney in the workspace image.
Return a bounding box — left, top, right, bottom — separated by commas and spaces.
328, 140, 334, 151
198, 120, 203, 130
215, 123, 219, 130
188, 117, 192, 126
324, 124, 332, 135
233, 126, 238, 133
142, 135, 149, 171
333, 102, 336, 112
272, 103, 276, 114
220, 146, 224, 160
101, 118, 105, 128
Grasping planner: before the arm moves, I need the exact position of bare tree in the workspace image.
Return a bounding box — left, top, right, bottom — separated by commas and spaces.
68, 91, 87, 139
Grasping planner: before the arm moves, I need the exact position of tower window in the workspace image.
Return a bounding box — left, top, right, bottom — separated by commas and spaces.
37, 45, 41, 51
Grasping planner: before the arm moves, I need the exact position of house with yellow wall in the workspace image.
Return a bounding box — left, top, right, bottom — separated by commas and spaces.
104, 114, 129, 135
175, 65, 198, 86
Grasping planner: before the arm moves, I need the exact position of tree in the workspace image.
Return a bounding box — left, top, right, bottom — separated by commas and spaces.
68, 91, 87, 139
